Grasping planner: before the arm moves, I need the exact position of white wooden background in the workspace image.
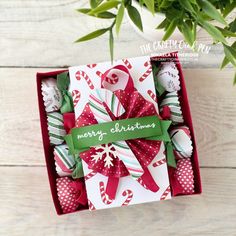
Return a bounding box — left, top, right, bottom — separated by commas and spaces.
0, 1, 236, 236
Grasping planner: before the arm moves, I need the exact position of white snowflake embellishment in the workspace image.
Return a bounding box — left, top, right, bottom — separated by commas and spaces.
91, 144, 118, 168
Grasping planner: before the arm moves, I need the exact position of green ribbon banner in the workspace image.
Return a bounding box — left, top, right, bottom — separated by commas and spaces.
66, 116, 170, 152
65, 115, 176, 167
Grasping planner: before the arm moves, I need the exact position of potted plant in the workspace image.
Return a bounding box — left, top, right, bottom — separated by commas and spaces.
76, 0, 236, 83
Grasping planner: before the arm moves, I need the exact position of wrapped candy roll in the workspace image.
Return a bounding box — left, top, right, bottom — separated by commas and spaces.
174, 159, 194, 194
160, 91, 184, 124
41, 78, 62, 112
156, 62, 180, 92
56, 177, 87, 213
170, 126, 193, 159
47, 112, 66, 145
54, 144, 75, 177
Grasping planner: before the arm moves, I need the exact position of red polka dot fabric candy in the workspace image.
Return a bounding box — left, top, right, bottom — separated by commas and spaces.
174, 159, 194, 194
56, 177, 87, 214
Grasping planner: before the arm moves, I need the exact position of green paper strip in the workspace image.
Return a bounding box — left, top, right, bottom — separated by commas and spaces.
152, 64, 165, 96
57, 72, 74, 114
72, 156, 84, 179
166, 142, 177, 168
70, 116, 170, 152
60, 90, 74, 114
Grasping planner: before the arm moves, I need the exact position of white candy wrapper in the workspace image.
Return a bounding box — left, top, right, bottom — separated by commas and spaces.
170, 126, 193, 159
157, 62, 180, 92
41, 78, 62, 112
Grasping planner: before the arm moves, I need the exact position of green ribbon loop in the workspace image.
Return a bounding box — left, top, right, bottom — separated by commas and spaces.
166, 142, 177, 168
60, 90, 74, 114
72, 155, 84, 179
57, 71, 74, 114
152, 64, 165, 96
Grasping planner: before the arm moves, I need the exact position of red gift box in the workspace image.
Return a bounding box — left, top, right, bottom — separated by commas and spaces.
37, 53, 201, 215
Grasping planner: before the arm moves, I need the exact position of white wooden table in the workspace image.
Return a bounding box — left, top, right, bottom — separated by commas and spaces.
0, 1, 236, 236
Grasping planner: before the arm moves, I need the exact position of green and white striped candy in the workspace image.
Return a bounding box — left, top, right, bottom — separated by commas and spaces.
54, 144, 75, 177
160, 91, 184, 124
170, 126, 193, 159
47, 112, 66, 145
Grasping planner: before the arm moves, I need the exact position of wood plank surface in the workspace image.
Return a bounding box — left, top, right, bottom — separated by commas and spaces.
0, 167, 235, 236
0, 68, 235, 167
0, 0, 234, 68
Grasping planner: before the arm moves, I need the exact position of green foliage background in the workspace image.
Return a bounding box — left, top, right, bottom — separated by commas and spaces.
76, 0, 236, 83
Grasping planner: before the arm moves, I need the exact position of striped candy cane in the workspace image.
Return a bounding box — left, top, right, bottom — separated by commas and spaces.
87, 63, 97, 69
144, 61, 151, 67
89, 89, 144, 179
72, 90, 81, 107
84, 171, 97, 181
147, 89, 157, 103
88, 199, 96, 210
97, 70, 119, 85
104, 73, 119, 85
137, 178, 149, 190
122, 59, 132, 69
122, 190, 133, 206
152, 158, 167, 167
160, 186, 171, 200
139, 65, 152, 82
99, 181, 113, 205
75, 71, 94, 90
96, 71, 103, 79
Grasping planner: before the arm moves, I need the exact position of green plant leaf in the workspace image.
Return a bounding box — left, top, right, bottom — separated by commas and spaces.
77, 8, 116, 18
90, 0, 98, 8
223, 44, 236, 66
234, 73, 236, 85
199, 0, 227, 26
193, 21, 197, 43
221, 41, 236, 69
126, 5, 143, 31
198, 16, 227, 44
159, 0, 173, 9
220, 56, 229, 69
179, 0, 195, 14
96, 11, 116, 18
116, 3, 125, 35
156, 18, 169, 29
143, 0, 155, 14
75, 28, 109, 43
89, 0, 120, 14
223, 1, 236, 17
77, 8, 91, 14
109, 29, 114, 62
162, 20, 177, 41
181, 21, 194, 46
216, 27, 236, 37
229, 19, 236, 33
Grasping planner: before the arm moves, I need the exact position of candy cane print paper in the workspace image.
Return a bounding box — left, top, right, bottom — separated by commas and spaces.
69, 56, 171, 210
